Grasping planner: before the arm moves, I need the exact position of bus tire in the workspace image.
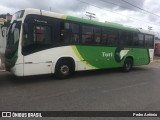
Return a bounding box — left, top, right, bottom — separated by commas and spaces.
123, 58, 133, 72
55, 60, 73, 79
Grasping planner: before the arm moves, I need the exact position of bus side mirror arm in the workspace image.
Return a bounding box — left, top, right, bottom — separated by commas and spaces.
23, 23, 28, 34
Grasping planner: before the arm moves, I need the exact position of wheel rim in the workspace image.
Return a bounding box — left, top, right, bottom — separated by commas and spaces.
60, 65, 69, 75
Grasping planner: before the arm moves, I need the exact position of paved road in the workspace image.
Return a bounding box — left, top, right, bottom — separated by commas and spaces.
0, 63, 160, 120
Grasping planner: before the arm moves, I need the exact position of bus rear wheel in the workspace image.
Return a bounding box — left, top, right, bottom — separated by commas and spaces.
55, 60, 73, 79
123, 58, 133, 72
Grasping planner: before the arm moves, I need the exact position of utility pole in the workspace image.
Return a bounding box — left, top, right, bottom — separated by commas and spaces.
148, 26, 152, 31
49, 7, 52, 12
85, 12, 96, 20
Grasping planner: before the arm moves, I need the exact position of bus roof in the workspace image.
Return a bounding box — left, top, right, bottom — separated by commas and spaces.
137, 28, 154, 35
24, 8, 154, 35
66, 16, 139, 32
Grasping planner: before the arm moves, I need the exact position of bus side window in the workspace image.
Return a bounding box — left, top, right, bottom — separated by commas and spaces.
82, 26, 94, 44
145, 35, 154, 48
70, 23, 79, 44
94, 27, 101, 44
22, 24, 52, 55
102, 28, 108, 45
60, 22, 70, 44
133, 33, 144, 47
23, 24, 52, 46
60, 22, 79, 44
33, 25, 52, 44
120, 31, 132, 47
107, 30, 118, 46
34, 26, 45, 43
138, 34, 144, 47
133, 33, 139, 46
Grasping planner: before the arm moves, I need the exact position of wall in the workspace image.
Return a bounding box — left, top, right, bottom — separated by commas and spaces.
0, 25, 7, 67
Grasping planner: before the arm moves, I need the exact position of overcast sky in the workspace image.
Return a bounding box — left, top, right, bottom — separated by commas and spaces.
0, 0, 160, 37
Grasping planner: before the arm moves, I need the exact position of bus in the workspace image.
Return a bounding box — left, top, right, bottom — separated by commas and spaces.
5, 8, 154, 79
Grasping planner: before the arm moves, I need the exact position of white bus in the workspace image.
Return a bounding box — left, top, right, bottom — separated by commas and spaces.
5, 8, 154, 79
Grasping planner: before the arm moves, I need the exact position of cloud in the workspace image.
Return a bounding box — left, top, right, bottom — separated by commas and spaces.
0, 0, 88, 15
0, 0, 160, 34
143, 0, 160, 24
83, 0, 146, 12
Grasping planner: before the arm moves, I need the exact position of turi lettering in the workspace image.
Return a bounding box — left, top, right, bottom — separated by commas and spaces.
102, 52, 113, 57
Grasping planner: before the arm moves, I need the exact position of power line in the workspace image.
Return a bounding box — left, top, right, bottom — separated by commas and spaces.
76, 0, 160, 27
120, 0, 160, 18
99, 0, 160, 18
99, 0, 140, 12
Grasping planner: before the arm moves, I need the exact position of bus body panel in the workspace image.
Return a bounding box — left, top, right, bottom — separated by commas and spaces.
149, 49, 154, 62
9, 45, 151, 76
5, 8, 155, 77
74, 46, 150, 68
23, 45, 150, 76
23, 46, 93, 76
10, 64, 23, 76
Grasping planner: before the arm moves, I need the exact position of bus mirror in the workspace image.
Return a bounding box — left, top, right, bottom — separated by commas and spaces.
23, 23, 28, 34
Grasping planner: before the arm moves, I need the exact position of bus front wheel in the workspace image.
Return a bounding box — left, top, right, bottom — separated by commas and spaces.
123, 58, 133, 72
55, 60, 73, 79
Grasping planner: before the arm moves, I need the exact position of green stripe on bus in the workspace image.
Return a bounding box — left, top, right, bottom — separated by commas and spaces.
72, 45, 150, 69
72, 46, 98, 69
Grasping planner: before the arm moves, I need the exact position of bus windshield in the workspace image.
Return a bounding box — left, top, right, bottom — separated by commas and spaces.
5, 21, 21, 59
11, 10, 24, 23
